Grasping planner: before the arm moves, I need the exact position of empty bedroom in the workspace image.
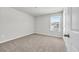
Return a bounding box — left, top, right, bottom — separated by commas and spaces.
0, 7, 65, 52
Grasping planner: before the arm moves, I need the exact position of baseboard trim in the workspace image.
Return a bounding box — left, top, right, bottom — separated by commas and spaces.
0, 33, 34, 44
33, 33, 63, 39
0, 33, 63, 44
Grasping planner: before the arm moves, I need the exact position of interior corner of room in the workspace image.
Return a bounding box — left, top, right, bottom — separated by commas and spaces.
0, 7, 63, 43
0, 7, 68, 52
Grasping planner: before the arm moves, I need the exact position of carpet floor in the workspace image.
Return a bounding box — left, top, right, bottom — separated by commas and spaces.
0, 34, 66, 52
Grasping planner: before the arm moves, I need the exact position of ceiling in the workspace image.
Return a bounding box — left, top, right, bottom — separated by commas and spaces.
13, 7, 64, 16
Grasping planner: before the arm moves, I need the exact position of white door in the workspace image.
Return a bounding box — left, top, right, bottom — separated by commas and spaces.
63, 7, 79, 52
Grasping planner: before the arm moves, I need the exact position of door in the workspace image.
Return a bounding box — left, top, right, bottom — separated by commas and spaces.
63, 7, 79, 52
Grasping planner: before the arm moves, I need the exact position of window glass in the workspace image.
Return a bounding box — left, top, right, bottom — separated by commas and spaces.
50, 16, 61, 31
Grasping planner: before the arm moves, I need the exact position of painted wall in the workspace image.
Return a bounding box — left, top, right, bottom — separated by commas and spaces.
0, 7, 34, 43
35, 13, 63, 37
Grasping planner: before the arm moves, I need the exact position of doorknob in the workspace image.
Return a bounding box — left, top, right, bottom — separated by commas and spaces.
64, 34, 70, 38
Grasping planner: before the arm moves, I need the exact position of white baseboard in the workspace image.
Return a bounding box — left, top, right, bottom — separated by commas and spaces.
0, 32, 63, 44
0, 33, 34, 44
34, 33, 63, 39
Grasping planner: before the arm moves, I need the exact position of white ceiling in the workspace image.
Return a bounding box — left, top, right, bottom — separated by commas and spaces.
13, 7, 64, 16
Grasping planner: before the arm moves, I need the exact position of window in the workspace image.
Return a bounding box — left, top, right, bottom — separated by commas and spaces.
50, 16, 61, 32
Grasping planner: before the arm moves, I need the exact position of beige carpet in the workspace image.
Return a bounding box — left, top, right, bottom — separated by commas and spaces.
0, 34, 66, 52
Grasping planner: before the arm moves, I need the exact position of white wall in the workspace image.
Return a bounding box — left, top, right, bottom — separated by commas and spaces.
0, 7, 34, 43
0, 7, 63, 43
35, 13, 63, 37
